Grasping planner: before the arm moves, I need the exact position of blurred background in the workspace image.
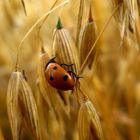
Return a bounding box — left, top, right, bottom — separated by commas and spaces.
0, 0, 140, 140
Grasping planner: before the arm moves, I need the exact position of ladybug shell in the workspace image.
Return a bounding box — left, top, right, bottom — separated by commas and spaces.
45, 63, 75, 90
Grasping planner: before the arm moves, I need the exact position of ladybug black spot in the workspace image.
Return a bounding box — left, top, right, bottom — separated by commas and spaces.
50, 76, 54, 81
63, 75, 68, 81
53, 66, 57, 70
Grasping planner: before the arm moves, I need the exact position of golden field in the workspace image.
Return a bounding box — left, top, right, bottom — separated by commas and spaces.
0, 0, 140, 140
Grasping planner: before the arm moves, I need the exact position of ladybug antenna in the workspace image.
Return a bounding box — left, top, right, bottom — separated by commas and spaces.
45, 54, 57, 70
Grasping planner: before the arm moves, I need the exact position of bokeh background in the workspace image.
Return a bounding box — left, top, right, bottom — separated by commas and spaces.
0, 0, 140, 140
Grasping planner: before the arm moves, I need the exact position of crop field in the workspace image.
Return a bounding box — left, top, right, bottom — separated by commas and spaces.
0, 0, 140, 140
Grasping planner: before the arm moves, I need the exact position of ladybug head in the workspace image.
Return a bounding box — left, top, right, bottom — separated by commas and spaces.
45, 55, 57, 70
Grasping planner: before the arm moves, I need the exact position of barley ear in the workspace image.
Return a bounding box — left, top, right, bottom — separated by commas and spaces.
78, 100, 103, 140
53, 18, 80, 74
38, 51, 53, 109
79, 6, 97, 70
7, 72, 41, 140
76, 0, 85, 47
7, 72, 22, 140
19, 72, 41, 140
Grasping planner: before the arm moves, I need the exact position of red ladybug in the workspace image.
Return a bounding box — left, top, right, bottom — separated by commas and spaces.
45, 56, 79, 90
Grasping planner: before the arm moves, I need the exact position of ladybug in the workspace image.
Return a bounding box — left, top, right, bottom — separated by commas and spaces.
45, 56, 79, 90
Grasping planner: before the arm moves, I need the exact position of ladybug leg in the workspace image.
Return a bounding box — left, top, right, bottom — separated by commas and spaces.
67, 70, 77, 77
67, 70, 83, 79
45, 54, 57, 70
48, 54, 57, 63
60, 63, 74, 67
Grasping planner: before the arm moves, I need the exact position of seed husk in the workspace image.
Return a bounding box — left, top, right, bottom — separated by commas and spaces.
76, 0, 85, 48
53, 18, 80, 75
112, 0, 140, 49
38, 51, 53, 109
78, 100, 103, 140
19, 73, 41, 140
7, 71, 41, 140
79, 7, 97, 70
7, 72, 22, 140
